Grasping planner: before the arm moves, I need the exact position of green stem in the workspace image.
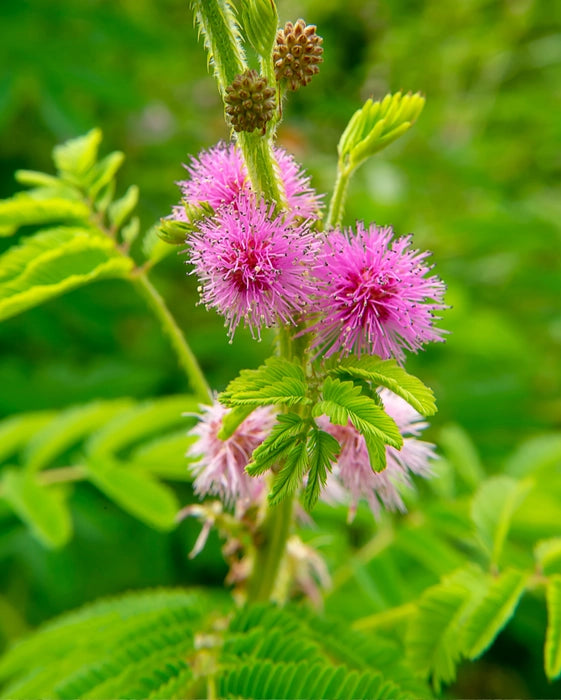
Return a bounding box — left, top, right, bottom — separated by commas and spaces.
133, 273, 212, 404
325, 162, 351, 230
237, 132, 286, 209
247, 494, 294, 602
191, 0, 246, 93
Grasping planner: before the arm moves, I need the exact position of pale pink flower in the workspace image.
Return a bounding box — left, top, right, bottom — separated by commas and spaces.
188, 193, 318, 339
307, 222, 446, 362
173, 142, 322, 221
189, 400, 274, 509
319, 388, 436, 519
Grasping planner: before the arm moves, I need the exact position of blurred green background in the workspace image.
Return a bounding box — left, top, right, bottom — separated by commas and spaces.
1, 0, 560, 695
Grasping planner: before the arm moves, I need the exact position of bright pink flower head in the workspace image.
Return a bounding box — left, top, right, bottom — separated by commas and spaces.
189, 400, 275, 509
188, 194, 318, 339
307, 223, 446, 362
173, 142, 322, 221
319, 388, 436, 519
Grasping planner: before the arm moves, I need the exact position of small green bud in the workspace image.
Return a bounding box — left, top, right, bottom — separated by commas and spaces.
158, 201, 215, 244
224, 69, 276, 133
338, 92, 425, 172
238, 0, 278, 60
274, 19, 323, 91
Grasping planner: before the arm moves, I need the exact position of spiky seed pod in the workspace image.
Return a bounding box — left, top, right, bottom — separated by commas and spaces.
273, 19, 324, 91
224, 69, 276, 134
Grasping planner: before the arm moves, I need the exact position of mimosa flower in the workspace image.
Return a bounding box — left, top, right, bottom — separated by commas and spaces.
189, 400, 275, 509
188, 194, 317, 339
308, 223, 446, 361
173, 142, 322, 221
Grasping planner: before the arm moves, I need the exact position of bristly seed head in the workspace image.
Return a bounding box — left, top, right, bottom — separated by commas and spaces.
224, 69, 276, 133
274, 19, 324, 91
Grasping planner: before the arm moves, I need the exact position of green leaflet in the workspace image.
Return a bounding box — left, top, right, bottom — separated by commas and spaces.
218, 659, 407, 700
0, 411, 56, 465
85, 457, 180, 531
53, 128, 103, 179
0, 469, 72, 548
0, 226, 134, 322
0, 588, 224, 699
338, 92, 425, 173
405, 565, 486, 691
130, 429, 196, 481
220, 356, 309, 408
463, 568, 528, 659
85, 395, 198, 459
534, 538, 561, 576
107, 184, 138, 230
545, 575, 561, 680
23, 399, 133, 473
330, 356, 437, 416
0, 195, 89, 236
314, 376, 402, 453
438, 423, 485, 490
247, 413, 307, 477
269, 437, 309, 505
471, 475, 532, 567
303, 427, 339, 511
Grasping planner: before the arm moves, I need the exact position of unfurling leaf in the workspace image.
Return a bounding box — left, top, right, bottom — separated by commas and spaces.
338, 92, 425, 173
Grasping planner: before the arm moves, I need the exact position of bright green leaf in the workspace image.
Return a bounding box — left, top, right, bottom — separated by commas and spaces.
0, 412, 56, 465
463, 569, 528, 659
23, 400, 133, 473
86, 151, 125, 200
535, 538, 561, 576
0, 227, 134, 321
108, 185, 138, 230
303, 427, 339, 511
86, 395, 198, 459
247, 414, 308, 476
53, 129, 102, 179
0, 469, 72, 548
220, 357, 309, 408
313, 377, 402, 451
86, 458, 179, 531
331, 356, 436, 416
0, 195, 89, 237
471, 475, 532, 567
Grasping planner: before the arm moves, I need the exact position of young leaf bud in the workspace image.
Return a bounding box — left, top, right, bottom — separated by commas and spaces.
273, 19, 323, 91
238, 0, 278, 60
224, 69, 276, 133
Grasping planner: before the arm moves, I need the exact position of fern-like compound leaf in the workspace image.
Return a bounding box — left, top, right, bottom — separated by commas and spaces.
330, 356, 437, 416
463, 568, 528, 659
220, 356, 309, 408
0, 226, 134, 322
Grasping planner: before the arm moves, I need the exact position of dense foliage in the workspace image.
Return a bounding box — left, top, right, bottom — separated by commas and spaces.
1, 0, 560, 698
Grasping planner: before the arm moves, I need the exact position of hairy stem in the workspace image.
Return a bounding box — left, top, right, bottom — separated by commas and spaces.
133, 274, 212, 404
325, 162, 351, 230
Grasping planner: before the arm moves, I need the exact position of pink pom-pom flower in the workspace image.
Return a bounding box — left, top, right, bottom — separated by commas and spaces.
188, 194, 318, 339
307, 222, 446, 362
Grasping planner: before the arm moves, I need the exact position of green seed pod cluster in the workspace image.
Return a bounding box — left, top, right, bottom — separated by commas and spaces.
224, 69, 276, 134
273, 19, 323, 91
